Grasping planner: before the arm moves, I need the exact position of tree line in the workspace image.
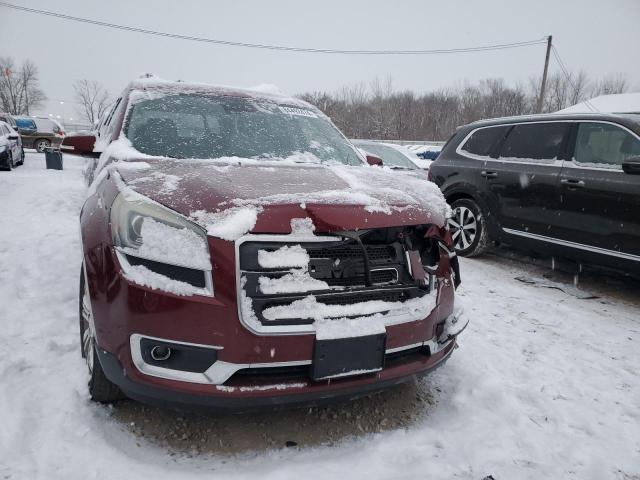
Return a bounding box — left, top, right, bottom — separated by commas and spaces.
299, 73, 630, 141
1, 55, 632, 139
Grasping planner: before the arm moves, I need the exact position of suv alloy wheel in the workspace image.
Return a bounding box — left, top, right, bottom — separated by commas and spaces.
448, 198, 489, 257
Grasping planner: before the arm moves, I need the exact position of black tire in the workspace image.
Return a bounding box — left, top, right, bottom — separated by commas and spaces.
448, 198, 490, 257
17, 148, 24, 166
35, 138, 50, 153
79, 266, 123, 403
88, 342, 124, 403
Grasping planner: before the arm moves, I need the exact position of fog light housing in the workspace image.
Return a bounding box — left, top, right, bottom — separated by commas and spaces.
139, 337, 218, 373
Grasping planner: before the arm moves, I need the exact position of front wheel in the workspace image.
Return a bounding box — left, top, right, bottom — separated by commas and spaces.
448, 198, 490, 257
80, 266, 123, 403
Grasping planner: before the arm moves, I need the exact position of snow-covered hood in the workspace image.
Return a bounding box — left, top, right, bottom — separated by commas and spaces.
114, 157, 450, 239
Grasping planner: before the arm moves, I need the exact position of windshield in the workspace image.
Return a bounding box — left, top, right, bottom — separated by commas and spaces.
124, 93, 362, 165
357, 143, 418, 169
16, 118, 36, 129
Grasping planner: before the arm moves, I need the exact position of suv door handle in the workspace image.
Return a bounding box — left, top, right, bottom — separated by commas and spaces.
480, 170, 498, 179
560, 178, 585, 188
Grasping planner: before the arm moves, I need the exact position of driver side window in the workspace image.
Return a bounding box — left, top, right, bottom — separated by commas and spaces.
574, 123, 640, 167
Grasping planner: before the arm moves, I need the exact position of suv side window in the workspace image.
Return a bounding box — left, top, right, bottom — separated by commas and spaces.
574, 122, 640, 167
460, 125, 509, 157
499, 122, 568, 161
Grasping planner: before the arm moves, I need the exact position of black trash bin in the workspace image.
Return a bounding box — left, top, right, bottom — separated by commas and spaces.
45, 147, 63, 170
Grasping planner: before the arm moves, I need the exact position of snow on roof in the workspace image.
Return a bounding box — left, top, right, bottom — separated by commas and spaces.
411, 145, 442, 154
556, 92, 640, 114
127, 75, 315, 111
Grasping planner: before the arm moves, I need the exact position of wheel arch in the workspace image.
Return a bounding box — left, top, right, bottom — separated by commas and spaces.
443, 187, 502, 242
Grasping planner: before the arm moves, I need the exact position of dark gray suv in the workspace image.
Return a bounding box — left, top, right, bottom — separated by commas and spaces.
429, 113, 640, 274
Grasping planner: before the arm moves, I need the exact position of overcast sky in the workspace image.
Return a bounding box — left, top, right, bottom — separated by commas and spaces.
2, 0, 639, 123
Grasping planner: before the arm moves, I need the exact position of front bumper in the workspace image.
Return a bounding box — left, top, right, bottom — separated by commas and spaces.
87, 230, 463, 410
97, 337, 457, 412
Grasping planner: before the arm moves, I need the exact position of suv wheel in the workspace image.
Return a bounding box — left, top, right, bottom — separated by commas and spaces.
35, 139, 50, 153
448, 198, 489, 257
79, 267, 123, 403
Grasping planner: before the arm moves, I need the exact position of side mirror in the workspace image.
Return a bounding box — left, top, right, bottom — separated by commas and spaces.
622, 156, 640, 175
366, 154, 383, 166
7, 134, 19, 140
61, 134, 100, 158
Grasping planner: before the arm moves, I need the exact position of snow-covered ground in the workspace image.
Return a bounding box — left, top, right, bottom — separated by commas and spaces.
1, 152, 638, 479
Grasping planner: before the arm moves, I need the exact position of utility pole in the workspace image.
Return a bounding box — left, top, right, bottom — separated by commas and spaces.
537, 35, 552, 113
23, 69, 30, 116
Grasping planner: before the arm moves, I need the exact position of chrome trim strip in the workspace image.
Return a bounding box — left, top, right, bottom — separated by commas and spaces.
129, 333, 450, 385
386, 338, 445, 355
115, 250, 214, 297
563, 160, 623, 173
456, 119, 640, 167
502, 228, 640, 262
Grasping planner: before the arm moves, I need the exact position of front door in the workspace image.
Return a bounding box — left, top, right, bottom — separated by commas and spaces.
556, 121, 640, 262
483, 121, 570, 238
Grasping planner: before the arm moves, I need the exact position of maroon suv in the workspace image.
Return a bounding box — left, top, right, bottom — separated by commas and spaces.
64, 77, 467, 410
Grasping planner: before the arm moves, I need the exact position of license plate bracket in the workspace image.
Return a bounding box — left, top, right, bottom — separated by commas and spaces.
312, 334, 386, 381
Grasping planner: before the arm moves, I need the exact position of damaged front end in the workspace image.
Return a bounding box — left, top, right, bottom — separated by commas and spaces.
237, 223, 461, 335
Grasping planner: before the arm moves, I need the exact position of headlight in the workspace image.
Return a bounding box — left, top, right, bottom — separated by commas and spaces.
111, 192, 213, 296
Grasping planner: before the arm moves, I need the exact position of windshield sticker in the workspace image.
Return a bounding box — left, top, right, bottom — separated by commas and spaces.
278, 106, 317, 118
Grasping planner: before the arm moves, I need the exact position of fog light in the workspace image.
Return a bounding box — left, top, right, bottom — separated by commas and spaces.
150, 345, 172, 361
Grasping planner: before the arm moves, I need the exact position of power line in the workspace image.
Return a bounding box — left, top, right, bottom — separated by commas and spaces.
0, 2, 547, 56
551, 45, 599, 112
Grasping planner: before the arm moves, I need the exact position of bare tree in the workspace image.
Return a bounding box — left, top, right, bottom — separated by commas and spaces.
590, 74, 628, 96
0, 57, 46, 114
73, 79, 112, 125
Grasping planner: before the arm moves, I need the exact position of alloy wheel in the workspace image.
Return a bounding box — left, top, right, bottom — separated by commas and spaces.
36, 140, 49, 153
448, 206, 478, 251
81, 279, 95, 373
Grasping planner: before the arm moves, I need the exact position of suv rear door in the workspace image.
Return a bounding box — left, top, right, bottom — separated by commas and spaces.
481, 121, 570, 238
556, 121, 640, 262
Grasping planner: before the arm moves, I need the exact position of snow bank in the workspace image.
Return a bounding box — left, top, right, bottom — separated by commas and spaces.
258, 245, 310, 269
122, 217, 210, 270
